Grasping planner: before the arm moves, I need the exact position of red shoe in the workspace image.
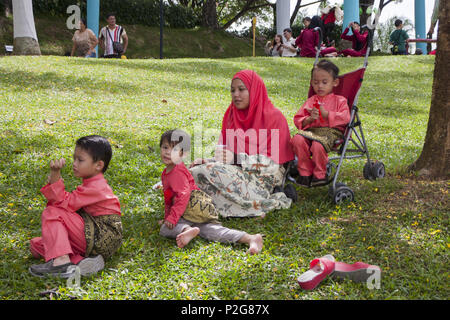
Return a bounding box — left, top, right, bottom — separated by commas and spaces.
332, 261, 381, 283
297, 254, 335, 290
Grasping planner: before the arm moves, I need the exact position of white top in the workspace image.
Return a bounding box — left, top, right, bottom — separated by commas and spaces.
282, 37, 297, 57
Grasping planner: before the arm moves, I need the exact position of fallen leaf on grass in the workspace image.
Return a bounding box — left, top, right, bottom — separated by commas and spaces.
43, 119, 56, 125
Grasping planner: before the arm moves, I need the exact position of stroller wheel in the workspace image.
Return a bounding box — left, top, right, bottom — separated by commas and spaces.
329, 183, 354, 204
284, 184, 298, 202
363, 161, 375, 180
371, 161, 385, 179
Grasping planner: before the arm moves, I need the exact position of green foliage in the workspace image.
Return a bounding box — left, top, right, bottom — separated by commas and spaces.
0, 55, 447, 300
32, 0, 198, 29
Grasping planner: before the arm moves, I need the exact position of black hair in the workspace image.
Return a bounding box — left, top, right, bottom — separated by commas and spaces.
283, 28, 292, 33
272, 34, 284, 47
309, 15, 324, 30
80, 18, 87, 27
75, 135, 112, 173
312, 59, 340, 79
106, 13, 116, 19
303, 17, 311, 23
159, 129, 191, 155
395, 19, 403, 27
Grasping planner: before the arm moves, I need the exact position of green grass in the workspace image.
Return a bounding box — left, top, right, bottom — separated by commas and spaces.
0, 15, 265, 58
0, 55, 448, 300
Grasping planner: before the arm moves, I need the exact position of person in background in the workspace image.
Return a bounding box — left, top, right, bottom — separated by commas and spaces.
265, 34, 284, 57
281, 28, 298, 57
389, 19, 409, 55
98, 13, 128, 58
70, 18, 98, 58
339, 22, 368, 57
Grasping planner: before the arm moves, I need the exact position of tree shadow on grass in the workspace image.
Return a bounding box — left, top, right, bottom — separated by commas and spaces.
0, 67, 141, 95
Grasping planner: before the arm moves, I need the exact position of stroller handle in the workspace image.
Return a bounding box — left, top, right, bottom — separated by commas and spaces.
361, 24, 374, 68
314, 27, 323, 66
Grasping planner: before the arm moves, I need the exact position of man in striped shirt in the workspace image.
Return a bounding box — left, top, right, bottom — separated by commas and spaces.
99, 13, 128, 58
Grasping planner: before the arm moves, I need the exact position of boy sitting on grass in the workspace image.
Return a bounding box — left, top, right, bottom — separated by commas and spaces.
29, 135, 122, 278
158, 129, 263, 254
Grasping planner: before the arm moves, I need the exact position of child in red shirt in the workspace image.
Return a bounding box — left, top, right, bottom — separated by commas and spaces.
291, 60, 350, 187
29, 135, 122, 278
158, 129, 263, 254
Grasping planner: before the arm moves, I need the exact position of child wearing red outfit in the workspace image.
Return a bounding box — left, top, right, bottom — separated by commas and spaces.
296, 16, 338, 58
29, 135, 122, 278
291, 60, 350, 187
339, 22, 368, 57
158, 129, 263, 254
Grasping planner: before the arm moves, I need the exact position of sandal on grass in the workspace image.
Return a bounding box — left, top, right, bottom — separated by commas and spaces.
331, 261, 381, 283
297, 254, 335, 290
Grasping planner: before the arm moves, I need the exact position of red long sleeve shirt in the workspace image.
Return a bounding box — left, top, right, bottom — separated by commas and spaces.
341, 27, 368, 55
294, 93, 350, 133
296, 29, 319, 58
161, 162, 200, 225
40, 173, 121, 216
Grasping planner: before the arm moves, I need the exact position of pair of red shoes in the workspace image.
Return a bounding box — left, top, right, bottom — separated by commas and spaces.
297, 254, 381, 290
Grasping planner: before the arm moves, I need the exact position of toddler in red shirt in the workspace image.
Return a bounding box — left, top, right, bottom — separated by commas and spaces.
291, 60, 350, 187
158, 129, 263, 254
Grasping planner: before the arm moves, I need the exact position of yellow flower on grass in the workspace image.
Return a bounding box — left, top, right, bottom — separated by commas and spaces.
367, 246, 375, 250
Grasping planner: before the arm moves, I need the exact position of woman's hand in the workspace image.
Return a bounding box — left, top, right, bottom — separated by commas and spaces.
189, 158, 207, 168
214, 146, 234, 164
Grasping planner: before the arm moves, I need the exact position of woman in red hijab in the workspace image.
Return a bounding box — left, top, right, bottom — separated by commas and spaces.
190, 69, 295, 218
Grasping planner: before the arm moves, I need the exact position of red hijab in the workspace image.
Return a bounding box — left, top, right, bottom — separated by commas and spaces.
220, 69, 294, 164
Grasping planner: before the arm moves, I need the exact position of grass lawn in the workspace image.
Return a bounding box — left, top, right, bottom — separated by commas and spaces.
0, 55, 448, 300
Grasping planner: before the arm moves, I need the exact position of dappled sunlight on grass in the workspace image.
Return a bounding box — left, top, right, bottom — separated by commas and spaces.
0, 55, 447, 300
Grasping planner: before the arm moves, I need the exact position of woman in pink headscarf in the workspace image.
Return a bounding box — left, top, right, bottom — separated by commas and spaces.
190, 69, 295, 218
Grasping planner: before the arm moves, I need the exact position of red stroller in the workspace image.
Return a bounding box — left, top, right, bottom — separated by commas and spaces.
279, 26, 385, 204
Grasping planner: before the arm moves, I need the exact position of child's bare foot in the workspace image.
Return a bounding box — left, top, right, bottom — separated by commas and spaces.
176, 227, 200, 248
247, 234, 263, 255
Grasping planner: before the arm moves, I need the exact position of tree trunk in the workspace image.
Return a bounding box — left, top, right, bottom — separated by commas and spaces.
12, 0, 41, 55
202, 0, 218, 29
360, 0, 375, 25
409, 0, 450, 179
290, 0, 302, 26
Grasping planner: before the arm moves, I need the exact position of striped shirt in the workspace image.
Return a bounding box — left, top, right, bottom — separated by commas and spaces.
99, 25, 126, 55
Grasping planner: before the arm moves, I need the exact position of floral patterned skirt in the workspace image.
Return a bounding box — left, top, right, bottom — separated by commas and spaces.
190, 154, 292, 218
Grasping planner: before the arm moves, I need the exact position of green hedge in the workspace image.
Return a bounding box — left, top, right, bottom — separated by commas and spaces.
32, 0, 199, 28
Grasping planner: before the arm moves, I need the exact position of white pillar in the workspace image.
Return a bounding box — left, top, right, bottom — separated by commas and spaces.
276, 0, 290, 37
12, 0, 41, 55
13, 0, 38, 40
